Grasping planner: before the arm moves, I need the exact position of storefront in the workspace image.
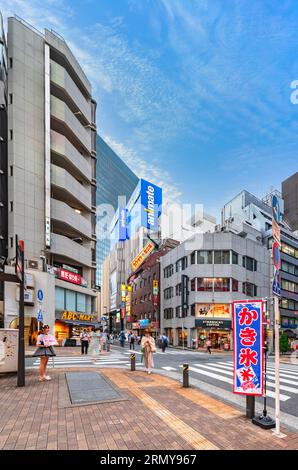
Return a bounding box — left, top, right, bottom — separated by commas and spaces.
9, 316, 39, 346
165, 328, 174, 345
177, 327, 188, 347
195, 319, 232, 350
54, 311, 100, 346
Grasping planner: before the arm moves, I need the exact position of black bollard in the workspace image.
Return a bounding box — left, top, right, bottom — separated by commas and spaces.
246, 396, 255, 419
183, 363, 189, 388
130, 353, 136, 371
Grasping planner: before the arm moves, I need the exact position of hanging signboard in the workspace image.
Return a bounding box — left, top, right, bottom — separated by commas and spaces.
232, 300, 264, 396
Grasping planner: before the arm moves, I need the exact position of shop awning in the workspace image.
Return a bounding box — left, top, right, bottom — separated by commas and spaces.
58, 320, 102, 327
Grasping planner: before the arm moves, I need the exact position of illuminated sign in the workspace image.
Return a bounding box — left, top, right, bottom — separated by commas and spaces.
60, 311, 95, 322
153, 280, 159, 307
196, 304, 230, 318
131, 241, 155, 271
59, 268, 82, 285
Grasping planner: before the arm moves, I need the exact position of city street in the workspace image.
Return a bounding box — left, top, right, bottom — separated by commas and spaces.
25, 344, 298, 431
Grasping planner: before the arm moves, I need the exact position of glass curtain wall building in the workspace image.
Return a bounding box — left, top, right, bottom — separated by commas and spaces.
96, 135, 138, 286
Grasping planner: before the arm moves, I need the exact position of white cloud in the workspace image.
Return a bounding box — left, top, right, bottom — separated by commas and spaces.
102, 134, 182, 206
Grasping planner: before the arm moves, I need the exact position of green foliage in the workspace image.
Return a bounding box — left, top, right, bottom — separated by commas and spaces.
279, 332, 289, 353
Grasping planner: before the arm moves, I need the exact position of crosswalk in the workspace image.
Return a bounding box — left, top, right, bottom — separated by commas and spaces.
27, 352, 143, 370
161, 360, 298, 402
123, 349, 205, 356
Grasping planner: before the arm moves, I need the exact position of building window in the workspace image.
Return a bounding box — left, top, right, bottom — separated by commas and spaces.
77, 293, 86, 312
214, 277, 230, 292
164, 287, 173, 299
214, 250, 230, 264
243, 256, 257, 272
281, 280, 298, 294
164, 264, 174, 278
197, 278, 213, 291
176, 306, 182, 318
191, 251, 196, 264
243, 282, 258, 297
10, 201, 13, 212
281, 243, 298, 259
65, 290, 76, 311
10, 237, 13, 248
9, 57, 13, 68
9, 93, 13, 104
232, 251, 238, 265
197, 250, 213, 264
9, 129, 13, 140
232, 279, 239, 292
55, 287, 65, 310
176, 283, 182, 296
191, 304, 196, 316
176, 257, 187, 272
10, 166, 13, 176
191, 278, 196, 291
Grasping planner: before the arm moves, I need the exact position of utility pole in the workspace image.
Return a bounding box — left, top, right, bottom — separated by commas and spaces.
16, 235, 25, 387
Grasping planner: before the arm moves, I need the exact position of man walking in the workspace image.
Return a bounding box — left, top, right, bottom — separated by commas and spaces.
129, 332, 135, 350
206, 338, 212, 354
161, 332, 168, 353
80, 329, 90, 355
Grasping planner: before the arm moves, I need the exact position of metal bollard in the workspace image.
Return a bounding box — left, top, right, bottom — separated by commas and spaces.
246, 396, 255, 419
183, 363, 189, 388
130, 353, 136, 371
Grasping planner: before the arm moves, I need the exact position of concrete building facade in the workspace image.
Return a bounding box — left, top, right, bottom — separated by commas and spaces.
160, 228, 271, 349
282, 172, 298, 232
3, 15, 98, 344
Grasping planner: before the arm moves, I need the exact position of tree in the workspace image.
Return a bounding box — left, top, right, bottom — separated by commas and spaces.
279, 332, 289, 353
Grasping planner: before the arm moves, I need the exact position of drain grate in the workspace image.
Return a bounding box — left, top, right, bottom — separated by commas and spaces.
65, 372, 121, 405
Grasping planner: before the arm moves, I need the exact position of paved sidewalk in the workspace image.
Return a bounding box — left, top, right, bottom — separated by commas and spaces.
0, 368, 297, 450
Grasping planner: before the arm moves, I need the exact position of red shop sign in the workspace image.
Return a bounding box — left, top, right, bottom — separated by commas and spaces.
59, 268, 82, 285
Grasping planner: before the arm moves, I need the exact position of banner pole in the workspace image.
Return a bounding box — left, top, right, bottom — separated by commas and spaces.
274, 295, 281, 435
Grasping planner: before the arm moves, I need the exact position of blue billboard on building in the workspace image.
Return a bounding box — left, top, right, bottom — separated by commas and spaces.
110, 207, 127, 248
126, 179, 162, 239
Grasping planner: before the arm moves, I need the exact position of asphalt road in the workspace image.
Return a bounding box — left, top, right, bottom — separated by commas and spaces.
26, 343, 298, 430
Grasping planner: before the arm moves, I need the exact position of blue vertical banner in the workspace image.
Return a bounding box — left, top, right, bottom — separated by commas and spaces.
232, 300, 264, 396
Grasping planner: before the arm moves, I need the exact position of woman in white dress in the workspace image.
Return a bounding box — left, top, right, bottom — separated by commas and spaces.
88, 328, 100, 361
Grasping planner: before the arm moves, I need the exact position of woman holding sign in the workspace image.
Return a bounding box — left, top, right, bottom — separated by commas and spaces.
33, 325, 57, 381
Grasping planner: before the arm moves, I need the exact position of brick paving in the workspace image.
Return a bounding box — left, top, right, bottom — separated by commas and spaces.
0, 368, 297, 450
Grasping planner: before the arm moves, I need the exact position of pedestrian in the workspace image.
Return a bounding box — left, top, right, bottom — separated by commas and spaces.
80, 328, 90, 355
206, 338, 212, 354
119, 331, 126, 347
32, 325, 57, 381
129, 332, 135, 350
88, 328, 100, 361
161, 332, 168, 353
141, 329, 156, 374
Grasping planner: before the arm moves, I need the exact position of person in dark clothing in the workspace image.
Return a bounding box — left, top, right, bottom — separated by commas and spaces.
119, 331, 126, 347
161, 332, 169, 352
129, 332, 135, 350
80, 329, 90, 355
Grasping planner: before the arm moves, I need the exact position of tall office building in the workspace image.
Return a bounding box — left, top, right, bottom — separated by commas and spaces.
0, 13, 7, 326
96, 135, 138, 286
2, 15, 98, 344
282, 172, 298, 232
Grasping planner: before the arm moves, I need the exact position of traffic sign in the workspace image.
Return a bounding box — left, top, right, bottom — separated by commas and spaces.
272, 271, 281, 297
37, 289, 44, 302
272, 241, 281, 271
272, 195, 281, 225
37, 310, 43, 322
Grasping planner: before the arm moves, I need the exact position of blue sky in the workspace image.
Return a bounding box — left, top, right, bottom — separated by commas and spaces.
2, 0, 298, 220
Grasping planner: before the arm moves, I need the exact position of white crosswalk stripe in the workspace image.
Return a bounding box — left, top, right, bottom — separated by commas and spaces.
123, 350, 205, 356
27, 354, 143, 369
175, 361, 298, 402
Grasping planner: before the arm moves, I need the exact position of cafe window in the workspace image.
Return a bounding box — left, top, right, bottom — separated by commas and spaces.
214, 277, 230, 292
197, 278, 213, 291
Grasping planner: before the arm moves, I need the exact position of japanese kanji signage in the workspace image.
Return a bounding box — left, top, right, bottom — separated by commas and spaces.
232, 300, 264, 396
131, 241, 155, 271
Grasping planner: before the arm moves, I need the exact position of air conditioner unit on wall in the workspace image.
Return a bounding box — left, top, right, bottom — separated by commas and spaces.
28, 259, 39, 269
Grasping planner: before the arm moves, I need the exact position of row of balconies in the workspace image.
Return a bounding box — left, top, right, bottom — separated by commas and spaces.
50, 232, 94, 268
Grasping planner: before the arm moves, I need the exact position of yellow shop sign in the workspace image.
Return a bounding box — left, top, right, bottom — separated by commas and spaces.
61, 311, 95, 322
